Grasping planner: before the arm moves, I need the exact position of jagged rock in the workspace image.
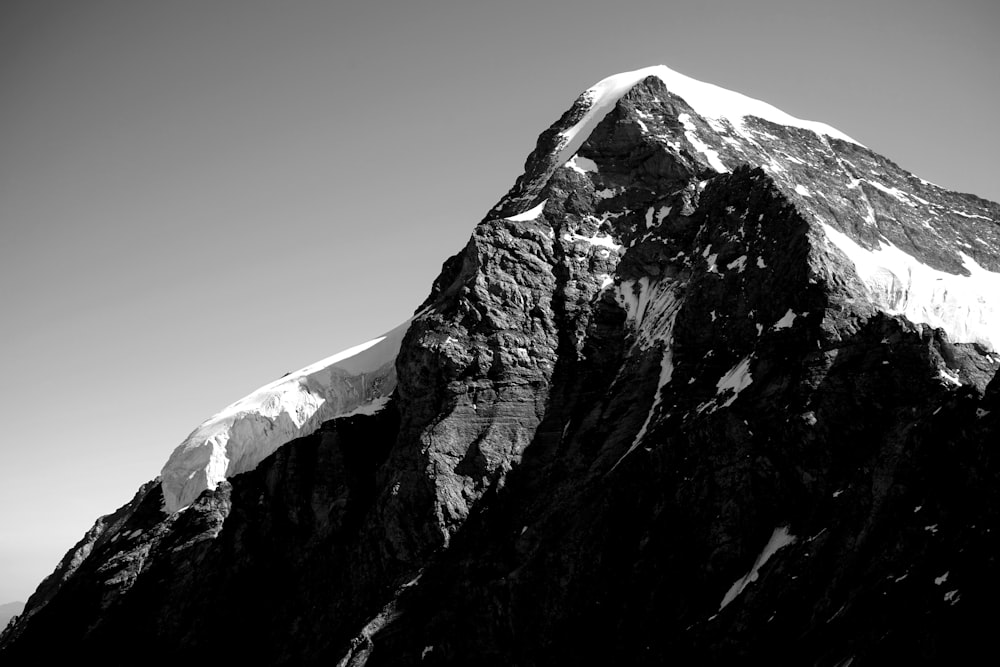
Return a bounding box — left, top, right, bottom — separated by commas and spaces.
3, 65, 999, 666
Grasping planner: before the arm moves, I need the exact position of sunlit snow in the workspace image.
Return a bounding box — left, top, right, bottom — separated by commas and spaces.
719, 526, 797, 609
564, 231, 624, 252
554, 64, 861, 168
564, 154, 599, 174
773, 309, 797, 329
505, 199, 548, 222
821, 222, 1000, 351
678, 113, 728, 173
716, 357, 753, 408
610, 279, 684, 471
160, 321, 411, 513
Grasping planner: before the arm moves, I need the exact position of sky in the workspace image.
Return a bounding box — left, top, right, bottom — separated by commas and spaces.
1, 0, 997, 604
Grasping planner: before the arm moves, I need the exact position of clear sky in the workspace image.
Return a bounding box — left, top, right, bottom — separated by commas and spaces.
1, 0, 997, 603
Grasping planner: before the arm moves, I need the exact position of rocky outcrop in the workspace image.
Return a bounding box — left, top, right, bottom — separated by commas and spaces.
3, 66, 999, 665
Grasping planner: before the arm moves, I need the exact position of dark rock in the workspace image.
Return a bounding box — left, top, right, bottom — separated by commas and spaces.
4, 68, 999, 666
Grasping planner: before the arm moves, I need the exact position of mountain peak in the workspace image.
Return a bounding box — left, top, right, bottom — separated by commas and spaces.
554, 64, 862, 169
5, 66, 1000, 665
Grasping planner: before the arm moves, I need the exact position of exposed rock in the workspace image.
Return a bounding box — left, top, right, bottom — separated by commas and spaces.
3, 65, 999, 666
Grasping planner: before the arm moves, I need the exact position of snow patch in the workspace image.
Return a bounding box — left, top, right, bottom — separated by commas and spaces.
706, 253, 720, 273
610, 282, 684, 471
716, 357, 753, 408
564, 231, 624, 253
678, 113, 728, 173
795, 184, 811, 197
938, 368, 962, 387
726, 255, 748, 273
337, 395, 391, 418
720, 526, 797, 609
505, 199, 547, 222
822, 222, 1000, 352
565, 154, 599, 174
953, 210, 992, 221
160, 320, 411, 513
866, 180, 917, 206
773, 309, 797, 329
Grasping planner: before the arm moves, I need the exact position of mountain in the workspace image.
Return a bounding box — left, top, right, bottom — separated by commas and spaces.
3, 64, 999, 665
0, 603, 24, 633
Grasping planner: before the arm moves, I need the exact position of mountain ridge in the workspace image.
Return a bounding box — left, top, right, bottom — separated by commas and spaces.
3, 65, 999, 665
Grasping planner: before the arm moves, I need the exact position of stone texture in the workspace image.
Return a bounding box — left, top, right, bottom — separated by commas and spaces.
3, 74, 1000, 666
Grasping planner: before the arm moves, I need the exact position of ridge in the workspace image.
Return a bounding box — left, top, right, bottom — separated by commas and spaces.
4, 65, 1000, 665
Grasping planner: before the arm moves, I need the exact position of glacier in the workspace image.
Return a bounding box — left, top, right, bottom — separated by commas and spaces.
160, 320, 410, 513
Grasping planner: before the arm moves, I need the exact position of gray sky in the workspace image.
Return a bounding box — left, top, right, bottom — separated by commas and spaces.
1, 0, 997, 603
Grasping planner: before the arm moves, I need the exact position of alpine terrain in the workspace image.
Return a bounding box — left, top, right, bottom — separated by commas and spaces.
2, 65, 999, 665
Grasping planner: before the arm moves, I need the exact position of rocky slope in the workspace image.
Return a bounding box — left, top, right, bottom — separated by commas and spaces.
3, 65, 999, 666
0, 603, 23, 633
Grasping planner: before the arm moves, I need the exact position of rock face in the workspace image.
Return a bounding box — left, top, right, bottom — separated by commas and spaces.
3, 65, 1000, 666
0, 603, 23, 633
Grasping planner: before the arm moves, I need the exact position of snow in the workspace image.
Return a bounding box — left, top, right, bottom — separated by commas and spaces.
565, 154, 599, 174
336, 395, 391, 418
505, 199, 547, 222
706, 253, 720, 273
720, 526, 797, 609
756, 256, 767, 269
565, 231, 624, 252
795, 184, 811, 197
643, 204, 672, 230
773, 309, 797, 329
726, 255, 748, 273
934, 571, 949, 586
615, 279, 643, 324
953, 210, 992, 221
821, 222, 1000, 352
938, 368, 962, 386
866, 180, 919, 207
678, 113, 728, 173
716, 357, 753, 408
610, 280, 683, 471
554, 65, 861, 168
160, 320, 412, 513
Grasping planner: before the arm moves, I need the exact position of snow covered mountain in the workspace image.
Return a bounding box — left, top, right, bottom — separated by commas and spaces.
160, 320, 409, 513
3, 65, 1000, 665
